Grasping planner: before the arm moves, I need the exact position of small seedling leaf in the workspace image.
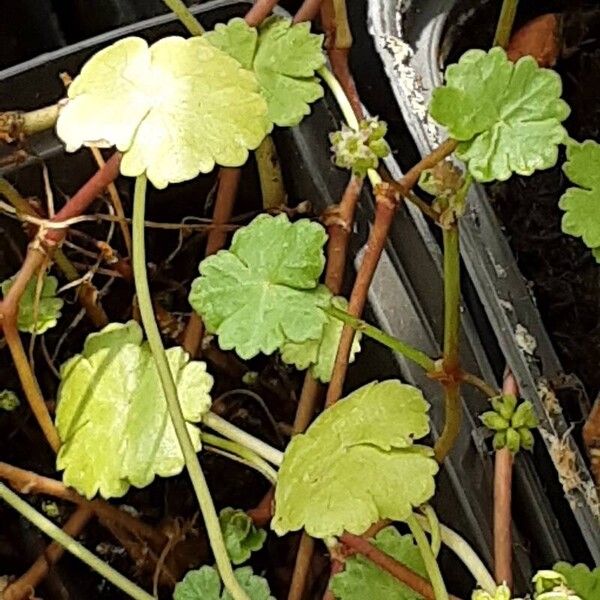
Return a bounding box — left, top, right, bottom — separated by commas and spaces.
206, 16, 325, 127
280, 296, 361, 382
189, 214, 331, 359
272, 380, 437, 538
0, 390, 19, 412
553, 563, 600, 600
56, 36, 270, 188
559, 140, 600, 260
1, 274, 63, 334
330, 526, 428, 600
174, 565, 274, 600
220, 507, 267, 565
430, 47, 569, 182
55, 321, 213, 499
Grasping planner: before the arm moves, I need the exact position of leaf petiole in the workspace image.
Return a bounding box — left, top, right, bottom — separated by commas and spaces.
203, 412, 284, 467
325, 304, 436, 372
407, 513, 449, 600
161, 0, 205, 36
0, 482, 154, 600
132, 174, 248, 600
202, 432, 278, 485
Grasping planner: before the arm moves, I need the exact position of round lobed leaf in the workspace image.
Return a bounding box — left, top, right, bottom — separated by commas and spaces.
206, 16, 325, 127
429, 47, 570, 182
220, 507, 267, 565
1, 274, 64, 334
56, 36, 270, 188
55, 321, 213, 499
272, 380, 438, 538
189, 213, 331, 360
174, 566, 274, 600
280, 296, 361, 382
559, 140, 600, 259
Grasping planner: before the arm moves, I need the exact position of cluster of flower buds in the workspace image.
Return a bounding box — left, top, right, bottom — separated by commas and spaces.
479, 394, 538, 453
329, 117, 390, 177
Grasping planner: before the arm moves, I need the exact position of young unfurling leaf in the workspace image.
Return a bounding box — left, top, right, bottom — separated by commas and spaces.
273, 380, 437, 538
220, 508, 266, 565
429, 47, 569, 182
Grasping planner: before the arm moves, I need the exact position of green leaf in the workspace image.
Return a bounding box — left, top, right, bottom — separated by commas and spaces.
0, 390, 19, 412
220, 507, 267, 565
429, 47, 569, 182
189, 213, 331, 360
206, 16, 325, 127
330, 526, 427, 600
174, 565, 274, 600
280, 296, 361, 383
272, 380, 438, 538
553, 563, 600, 600
56, 36, 270, 189
559, 140, 600, 257
55, 321, 213, 499
1, 274, 63, 334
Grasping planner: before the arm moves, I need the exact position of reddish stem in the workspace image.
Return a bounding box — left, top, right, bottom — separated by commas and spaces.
325, 184, 399, 406
294, 0, 323, 23
322, 556, 344, 600
494, 372, 517, 587
245, 0, 279, 27
182, 167, 241, 357
3, 507, 94, 600
325, 140, 458, 407
340, 533, 443, 600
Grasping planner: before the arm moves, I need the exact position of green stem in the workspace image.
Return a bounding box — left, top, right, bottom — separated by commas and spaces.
132, 175, 248, 600
317, 66, 381, 188
493, 0, 519, 48
421, 504, 441, 558
326, 304, 436, 372
415, 514, 496, 594
202, 432, 278, 485
203, 412, 284, 467
434, 220, 462, 463
0, 482, 153, 600
407, 514, 449, 600
161, 0, 205, 36
442, 226, 460, 368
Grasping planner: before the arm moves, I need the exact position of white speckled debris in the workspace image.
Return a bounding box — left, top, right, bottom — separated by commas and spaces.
515, 323, 537, 355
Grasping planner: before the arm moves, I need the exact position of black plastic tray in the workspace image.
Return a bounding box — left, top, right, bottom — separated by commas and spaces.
0, 1, 588, 595
367, 0, 600, 564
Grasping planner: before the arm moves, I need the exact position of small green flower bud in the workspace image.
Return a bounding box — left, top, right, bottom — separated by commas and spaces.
533, 570, 567, 595
512, 400, 537, 428
493, 431, 507, 450
506, 427, 521, 453
518, 427, 534, 451
480, 411, 510, 431
492, 394, 517, 421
